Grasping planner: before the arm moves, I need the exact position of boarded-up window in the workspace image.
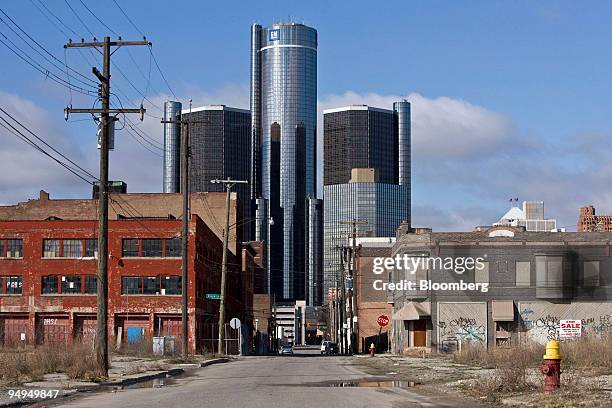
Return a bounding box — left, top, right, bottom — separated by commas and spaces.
516, 262, 531, 286
582, 261, 600, 287
475, 261, 489, 284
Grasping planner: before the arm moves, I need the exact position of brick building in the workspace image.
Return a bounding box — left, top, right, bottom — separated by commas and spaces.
388, 224, 612, 354
354, 238, 394, 353
578, 206, 612, 232
0, 191, 259, 354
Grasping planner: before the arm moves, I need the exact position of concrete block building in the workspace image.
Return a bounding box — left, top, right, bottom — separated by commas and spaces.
387, 225, 612, 354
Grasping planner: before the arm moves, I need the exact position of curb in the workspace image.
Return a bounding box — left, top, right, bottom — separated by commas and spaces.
0, 359, 230, 407
200, 357, 230, 367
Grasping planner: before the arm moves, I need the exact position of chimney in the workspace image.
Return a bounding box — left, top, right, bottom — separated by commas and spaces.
39, 190, 50, 201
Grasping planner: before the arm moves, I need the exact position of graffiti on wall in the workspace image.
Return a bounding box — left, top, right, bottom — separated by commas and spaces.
519, 302, 612, 344
438, 303, 487, 345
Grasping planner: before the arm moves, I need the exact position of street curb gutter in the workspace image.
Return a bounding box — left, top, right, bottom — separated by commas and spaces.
200, 358, 230, 367
0, 359, 230, 408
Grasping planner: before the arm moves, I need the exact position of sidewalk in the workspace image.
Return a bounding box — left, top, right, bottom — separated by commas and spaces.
0, 355, 230, 407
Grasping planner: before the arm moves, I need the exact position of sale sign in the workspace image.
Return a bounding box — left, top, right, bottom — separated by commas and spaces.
559, 319, 582, 339
377, 315, 390, 327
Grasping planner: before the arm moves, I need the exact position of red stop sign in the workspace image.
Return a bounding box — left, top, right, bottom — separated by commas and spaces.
377, 315, 389, 327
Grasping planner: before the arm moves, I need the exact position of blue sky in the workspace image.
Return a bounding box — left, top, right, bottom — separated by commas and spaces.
1, 0, 611, 230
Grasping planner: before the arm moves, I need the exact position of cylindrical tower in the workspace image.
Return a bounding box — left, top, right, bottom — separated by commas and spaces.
393, 100, 411, 186
254, 22, 318, 300
163, 101, 182, 193
250, 24, 262, 201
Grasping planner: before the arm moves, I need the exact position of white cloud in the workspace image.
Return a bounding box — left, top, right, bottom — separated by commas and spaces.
3, 88, 611, 233
0, 91, 93, 204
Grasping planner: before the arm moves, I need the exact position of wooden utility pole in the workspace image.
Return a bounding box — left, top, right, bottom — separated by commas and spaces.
212, 178, 248, 355
64, 37, 149, 376
339, 219, 367, 354
161, 101, 207, 358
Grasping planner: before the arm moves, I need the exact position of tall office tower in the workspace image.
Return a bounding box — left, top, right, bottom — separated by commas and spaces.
251, 22, 318, 301
323, 104, 411, 298
163, 101, 182, 193
306, 198, 323, 306
182, 105, 252, 240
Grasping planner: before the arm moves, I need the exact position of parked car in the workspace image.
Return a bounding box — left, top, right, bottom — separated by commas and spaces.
321, 341, 338, 355
280, 345, 293, 355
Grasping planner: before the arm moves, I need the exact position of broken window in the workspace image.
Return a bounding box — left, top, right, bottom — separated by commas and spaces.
62, 239, 83, 258
143, 276, 161, 294
84, 275, 97, 294
85, 239, 98, 258
122, 239, 139, 257
165, 238, 181, 257
61, 275, 81, 294
163, 276, 181, 295
6, 239, 23, 258
43, 239, 60, 258
141, 239, 162, 257
42, 275, 59, 294
3, 276, 23, 294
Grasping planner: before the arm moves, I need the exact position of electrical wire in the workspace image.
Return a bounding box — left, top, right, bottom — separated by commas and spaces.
63, 0, 95, 38
0, 32, 96, 96
0, 107, 98, 180
0, 8, 97, 87
0, 114, 96, 185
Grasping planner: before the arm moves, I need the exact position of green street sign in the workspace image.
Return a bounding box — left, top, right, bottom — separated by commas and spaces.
206, 294, 221, 300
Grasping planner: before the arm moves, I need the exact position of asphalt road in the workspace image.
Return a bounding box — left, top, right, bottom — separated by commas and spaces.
53, 349, 456, 408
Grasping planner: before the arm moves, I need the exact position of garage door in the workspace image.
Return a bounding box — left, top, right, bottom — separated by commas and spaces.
74, 315, 96, 343
154, 316, 182, 338
36, 315, 70, 345
0, 314, 29, 346
115, 316, 149, 346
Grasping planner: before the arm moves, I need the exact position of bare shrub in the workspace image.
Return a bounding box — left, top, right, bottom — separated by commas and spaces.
0, 341, 99, 385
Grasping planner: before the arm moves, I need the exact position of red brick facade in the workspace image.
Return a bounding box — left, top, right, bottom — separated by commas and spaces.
354, 246, 392, 353
0, 214, 254, 354
578, 206, 612, 232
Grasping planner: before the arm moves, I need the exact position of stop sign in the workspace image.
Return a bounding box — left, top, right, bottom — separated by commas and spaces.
377, 315, 390, 327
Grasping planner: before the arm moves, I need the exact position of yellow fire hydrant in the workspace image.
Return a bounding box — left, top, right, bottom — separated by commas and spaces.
369, 342, 376, 357
540, 340, 562, 394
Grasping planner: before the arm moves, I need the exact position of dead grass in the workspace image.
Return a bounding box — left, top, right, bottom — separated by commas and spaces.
116, 336, 182, 359
0, 342, 100, 386
454, 335, 612, 402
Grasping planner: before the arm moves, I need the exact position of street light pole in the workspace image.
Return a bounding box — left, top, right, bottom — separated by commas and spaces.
212, 178, 248, 355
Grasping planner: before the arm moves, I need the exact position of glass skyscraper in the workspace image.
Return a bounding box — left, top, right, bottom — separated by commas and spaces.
182, 105, 252, 241
323, 104, 411, 298
251, 22, 318, 301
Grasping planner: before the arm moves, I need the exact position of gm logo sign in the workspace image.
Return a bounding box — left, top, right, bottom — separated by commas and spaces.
269, 29, 280, 41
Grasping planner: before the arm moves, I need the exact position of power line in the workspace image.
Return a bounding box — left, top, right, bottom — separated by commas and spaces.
77, 0, 119, 37
0, 7, 97, 87
0, 107, 97, 180
109, 0, 177, 99
111, 0, 144, 37
0, 32, 96, 96
0, 114, 96, 185
63, 0, 95, 38
29, 0, 101, 69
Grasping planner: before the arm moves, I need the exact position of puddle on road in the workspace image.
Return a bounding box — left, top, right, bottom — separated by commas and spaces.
122, 376, 177, 390
276, 378, 421, 388
327, 379, 421, 388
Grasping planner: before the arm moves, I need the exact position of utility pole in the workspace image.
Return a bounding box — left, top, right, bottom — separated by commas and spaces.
212, 178, 248, 355
161, 101, 206, 358
64, 36, 148, 376
339, 219, 367, 354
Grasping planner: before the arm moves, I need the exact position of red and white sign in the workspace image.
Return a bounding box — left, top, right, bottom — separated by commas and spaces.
559, 319, 581, 339
377, 315, 390, 327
